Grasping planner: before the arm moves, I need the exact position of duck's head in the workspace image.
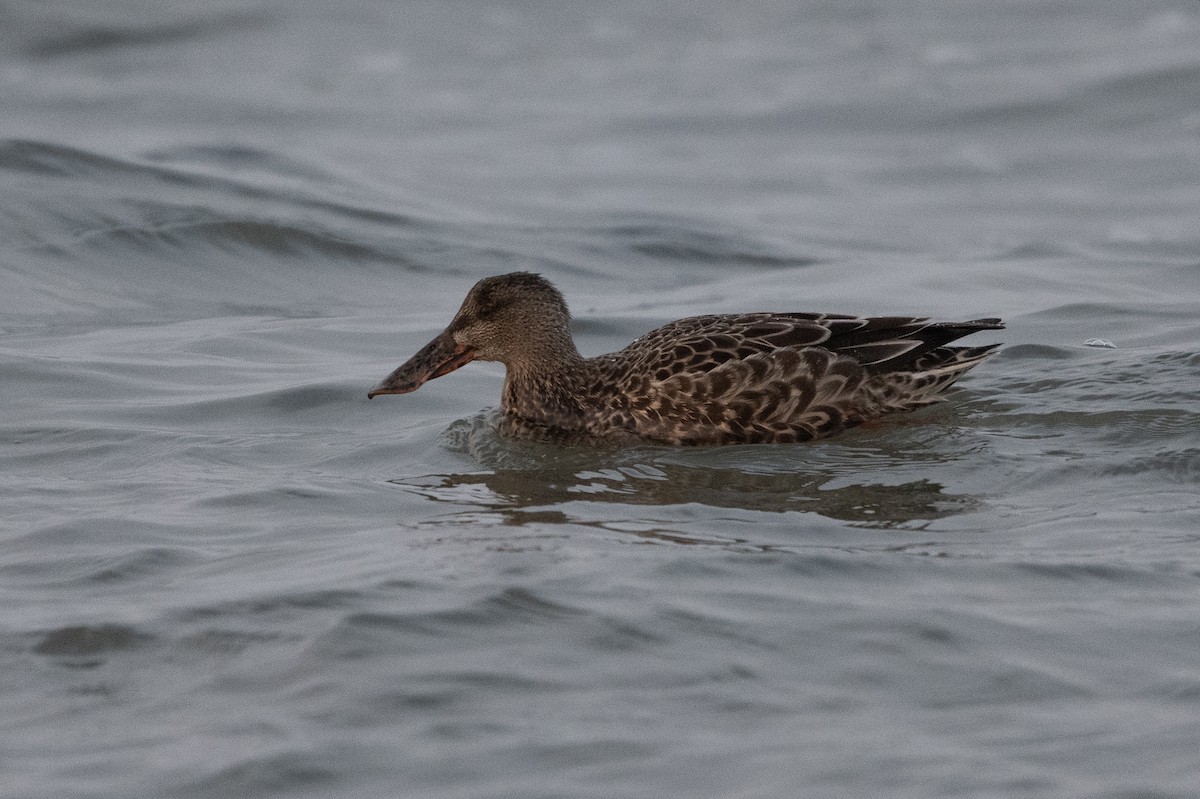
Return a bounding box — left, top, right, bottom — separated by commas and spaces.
368, 272, 576, 397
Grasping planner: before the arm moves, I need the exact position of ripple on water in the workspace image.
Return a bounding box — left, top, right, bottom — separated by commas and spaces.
581, 214, 823, 270
31, 624, 153, 671
168, 752, 341, 799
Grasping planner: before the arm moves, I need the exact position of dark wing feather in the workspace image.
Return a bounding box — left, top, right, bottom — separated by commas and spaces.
616, 312, 1004, 380
800, 315, 999, 373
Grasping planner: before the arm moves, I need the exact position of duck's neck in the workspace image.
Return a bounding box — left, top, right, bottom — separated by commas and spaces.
500, 342, 590, 430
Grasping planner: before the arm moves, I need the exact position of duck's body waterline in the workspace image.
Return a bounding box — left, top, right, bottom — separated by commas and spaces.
369, 272, 1004, 446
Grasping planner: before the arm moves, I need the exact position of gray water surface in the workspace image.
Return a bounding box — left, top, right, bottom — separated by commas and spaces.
3, 2, 1200, 797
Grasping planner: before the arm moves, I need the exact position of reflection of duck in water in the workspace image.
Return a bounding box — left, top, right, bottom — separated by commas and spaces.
369, 272, 1003, 446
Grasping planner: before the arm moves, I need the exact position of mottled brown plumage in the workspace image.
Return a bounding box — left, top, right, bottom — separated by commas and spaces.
369, 272, 1004, 445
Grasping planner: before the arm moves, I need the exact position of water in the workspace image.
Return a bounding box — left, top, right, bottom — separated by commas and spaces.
3, 2, 1200, 797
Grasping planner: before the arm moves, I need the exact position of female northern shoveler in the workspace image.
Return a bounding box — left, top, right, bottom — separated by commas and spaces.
369, 272, 1003, 445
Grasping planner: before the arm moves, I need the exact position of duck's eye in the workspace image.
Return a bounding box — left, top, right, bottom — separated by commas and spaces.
476, 297, 513, 321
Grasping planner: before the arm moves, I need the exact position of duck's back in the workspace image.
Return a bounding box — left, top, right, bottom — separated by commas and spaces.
583, 312, 1003, 445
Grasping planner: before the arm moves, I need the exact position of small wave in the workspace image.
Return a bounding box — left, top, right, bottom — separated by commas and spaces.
24, 10, 271, 59
173, 589, 364, 623
576, 214, 820, 270
1, 138, 435, 238
33, 623, 152, 660
1004, 560, 1185, 586
167, 751, 339, 798
1, 165, 390, 265
0, 138, 157, 180
99, 382, 362, 429
91, 217, 389, 262
142, 143, 345, 184
998, 342, 1200, 414
997, 343, 1078, 361
937, 60, 1200, 132
356, 587, 588, 633
1106, 447, 1200, 483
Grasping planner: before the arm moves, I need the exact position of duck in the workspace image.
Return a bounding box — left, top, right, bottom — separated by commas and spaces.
368, 272, 1003, 445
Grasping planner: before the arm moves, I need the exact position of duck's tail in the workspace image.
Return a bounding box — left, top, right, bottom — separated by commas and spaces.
866, 341, 1002, 414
